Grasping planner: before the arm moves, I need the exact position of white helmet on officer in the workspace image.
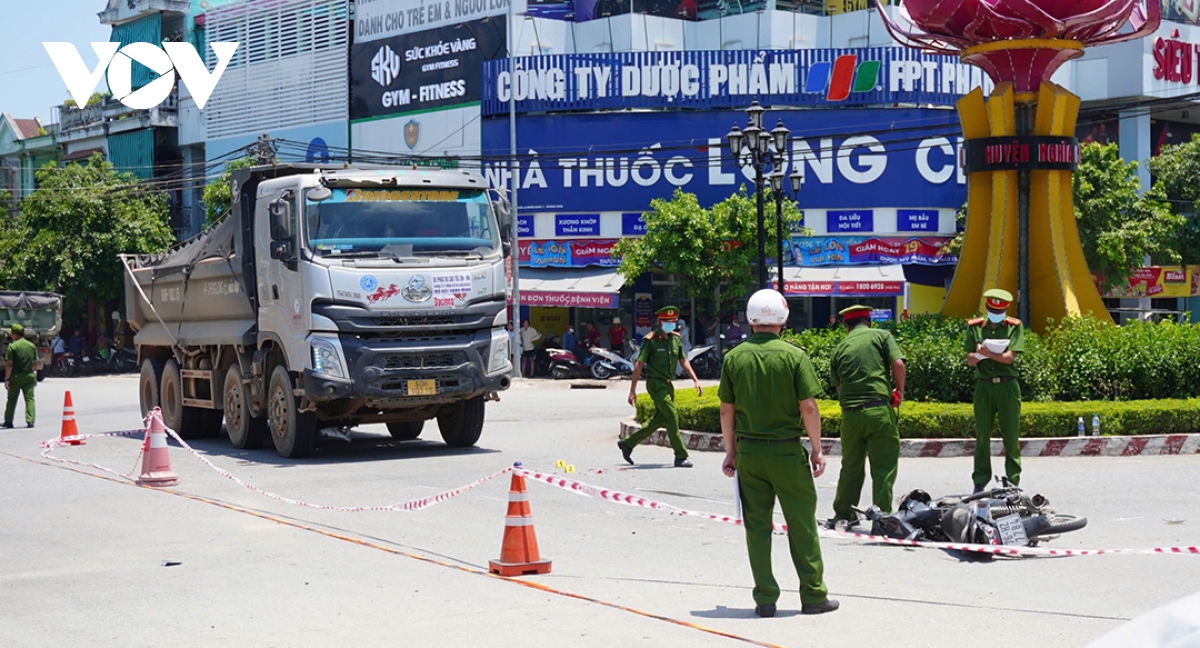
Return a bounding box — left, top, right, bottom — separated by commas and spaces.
746, 289, 789, 326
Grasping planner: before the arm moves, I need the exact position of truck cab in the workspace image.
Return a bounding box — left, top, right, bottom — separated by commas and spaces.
125, 164, 513, 458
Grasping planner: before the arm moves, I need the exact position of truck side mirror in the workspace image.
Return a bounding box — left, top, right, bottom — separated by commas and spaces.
495, 199, 513, 234
307, 186, 333, 202
269, 199, 291, 240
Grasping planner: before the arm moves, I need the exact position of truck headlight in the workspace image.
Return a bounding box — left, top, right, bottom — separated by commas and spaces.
488, 329, 511, 374
310, 336, 346, 379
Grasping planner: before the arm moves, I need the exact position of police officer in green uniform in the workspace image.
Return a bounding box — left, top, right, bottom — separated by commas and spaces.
4, 324, 38, 428
966, 288, 1025, 492
828, 305, 906, 528
719, 290, 838, 618
620, 306, 702, 468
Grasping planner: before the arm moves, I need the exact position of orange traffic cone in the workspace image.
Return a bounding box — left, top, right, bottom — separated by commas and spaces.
136, 407, 178, 487
489, 466, 551, 576
59, 391, 83, 446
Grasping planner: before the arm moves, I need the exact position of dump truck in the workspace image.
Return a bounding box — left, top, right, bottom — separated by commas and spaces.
123, 164, 513, 458
0, 290, 63, 382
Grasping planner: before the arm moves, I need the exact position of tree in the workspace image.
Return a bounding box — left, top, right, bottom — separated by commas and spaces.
1147, 134, 1200, 266
1073, 142, 1181, 290
201, 157, 256, 228
613, 187, 807, 318
0, 154, 174, 316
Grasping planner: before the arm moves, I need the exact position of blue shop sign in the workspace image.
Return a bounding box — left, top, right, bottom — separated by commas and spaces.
482, 108, 966, 213
622, 212, 647, 236
827, 210, 874, 233
898, 209, 939, 232
481, 47, 990, 116
555, 213, 600, 236
517, 215, 534, 238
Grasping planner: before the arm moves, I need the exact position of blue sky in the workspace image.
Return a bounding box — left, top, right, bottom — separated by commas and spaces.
0, 1, 114, 122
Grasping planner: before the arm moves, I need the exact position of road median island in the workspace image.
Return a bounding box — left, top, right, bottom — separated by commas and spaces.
624, 392, 1200, 457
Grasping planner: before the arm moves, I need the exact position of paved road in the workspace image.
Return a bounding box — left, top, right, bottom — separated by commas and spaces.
2, 375, 1197, 647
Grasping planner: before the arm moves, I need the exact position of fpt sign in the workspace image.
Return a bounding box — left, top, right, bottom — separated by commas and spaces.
43, 41, 238, 109
480, 47, 986, 116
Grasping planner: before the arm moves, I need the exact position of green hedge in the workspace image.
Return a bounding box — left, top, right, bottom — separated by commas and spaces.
779, 314, 1200, 403
635, 391, 1200, 438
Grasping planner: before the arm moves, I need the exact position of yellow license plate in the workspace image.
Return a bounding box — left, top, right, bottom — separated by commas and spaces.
408, 379, 437, 396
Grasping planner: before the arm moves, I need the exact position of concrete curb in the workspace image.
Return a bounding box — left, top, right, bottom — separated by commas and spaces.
618, 420, 1200, 457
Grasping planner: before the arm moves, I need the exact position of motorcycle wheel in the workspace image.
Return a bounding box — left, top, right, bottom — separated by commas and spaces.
591, 362, 613, 380
1040, 514, 1087, 535
550, 365, 570, 380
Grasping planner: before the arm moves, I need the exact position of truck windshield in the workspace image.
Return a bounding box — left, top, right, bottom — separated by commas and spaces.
306, 188, 499, 257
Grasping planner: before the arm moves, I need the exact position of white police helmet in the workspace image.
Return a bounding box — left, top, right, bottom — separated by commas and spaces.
746, 289, 789, 325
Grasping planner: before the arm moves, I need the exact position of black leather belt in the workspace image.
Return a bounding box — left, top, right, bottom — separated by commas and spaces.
842, 400, 890, 411
979, 376, 1016, 383
737, 436, 800, 444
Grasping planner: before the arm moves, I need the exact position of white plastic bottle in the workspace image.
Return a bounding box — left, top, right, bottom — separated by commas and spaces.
1077, 417, 1085, 437
1092, 414, 1100, 437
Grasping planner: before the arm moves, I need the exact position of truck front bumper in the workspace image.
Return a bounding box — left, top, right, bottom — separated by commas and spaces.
302, 331, 510, 407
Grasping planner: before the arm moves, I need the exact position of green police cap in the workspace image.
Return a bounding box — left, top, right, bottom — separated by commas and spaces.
838, 304, 873, 321
983, 288, 1014, 310
656, 306, 680, 321
9, 323, 23, 335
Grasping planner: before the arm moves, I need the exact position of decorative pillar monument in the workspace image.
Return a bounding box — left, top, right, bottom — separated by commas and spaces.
879, 0, 1160, 331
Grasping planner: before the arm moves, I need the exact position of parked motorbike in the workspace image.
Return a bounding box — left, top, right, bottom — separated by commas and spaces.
111, 343, 138, 373
688, 344, 722, 379
675, 344, 717, 378
854, 478, 1087, 552
51, 353, 78, 378
588, 345, 636, 380
546, 347, 591, 379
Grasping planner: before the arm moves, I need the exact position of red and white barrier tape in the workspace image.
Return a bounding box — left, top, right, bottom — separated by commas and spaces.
517, 468, 1200, 558
37, 428, 1200, 556
39, 429, 147, 481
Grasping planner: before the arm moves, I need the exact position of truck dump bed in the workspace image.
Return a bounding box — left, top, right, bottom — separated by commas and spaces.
0, 291, 62, 339
123, 214, 257, 348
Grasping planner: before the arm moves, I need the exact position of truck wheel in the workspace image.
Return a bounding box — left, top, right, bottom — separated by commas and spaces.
437, 396, 485, 448
267, 365, 317, 458
223, 365, 267, 449
387, 420, 424, 441
140, 358, 166, 417
159, 360, 215, 439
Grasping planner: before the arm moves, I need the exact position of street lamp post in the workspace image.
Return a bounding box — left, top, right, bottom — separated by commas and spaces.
769, 164, 804, 297
726, 101, 789, 291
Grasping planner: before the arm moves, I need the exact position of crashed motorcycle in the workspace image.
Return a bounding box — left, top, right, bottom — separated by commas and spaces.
853, 479, 1087, 550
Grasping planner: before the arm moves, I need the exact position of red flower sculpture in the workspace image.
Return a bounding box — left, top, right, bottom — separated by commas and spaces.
878, 0, 1160, 92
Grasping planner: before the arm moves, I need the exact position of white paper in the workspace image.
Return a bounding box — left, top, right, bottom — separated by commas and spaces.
733, 471, 742, 520
972, 353, 987, 362
981, 339, 1010, 354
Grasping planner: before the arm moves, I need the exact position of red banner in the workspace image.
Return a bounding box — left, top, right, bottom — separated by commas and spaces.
781, 281, 903, 296
519, 239, 621, 268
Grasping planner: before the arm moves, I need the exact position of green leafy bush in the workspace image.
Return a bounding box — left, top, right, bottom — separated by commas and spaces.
635, 392, 1200, 438
773, 314, 1200, 403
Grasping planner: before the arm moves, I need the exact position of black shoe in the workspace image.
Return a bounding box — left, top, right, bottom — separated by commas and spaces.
801, 599, 840, 615
617, 440, 634, 465
754, 604, 776, 618
674, 458, 693, 468
0, 422, 12, 429
26, 422, 34, 428
972, 483, 985, 495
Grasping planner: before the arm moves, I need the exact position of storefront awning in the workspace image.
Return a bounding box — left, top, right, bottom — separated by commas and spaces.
778, 265, 906, 297
513, 268, 626, 308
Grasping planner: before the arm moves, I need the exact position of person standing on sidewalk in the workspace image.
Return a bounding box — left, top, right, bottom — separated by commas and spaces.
827, 305, 905, 530
619, 306, 702, 468
3, 324, 37, 429
520, 320, 541, 378
966, 288, 1026, 492
719, 289, 838, 618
